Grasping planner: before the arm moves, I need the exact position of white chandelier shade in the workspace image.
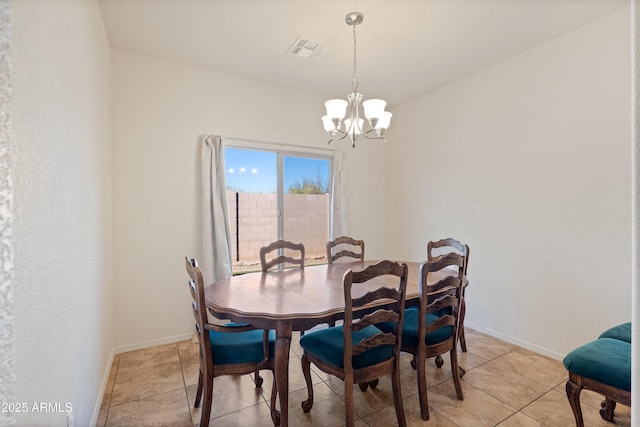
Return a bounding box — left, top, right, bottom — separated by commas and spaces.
322, 12, 392, 147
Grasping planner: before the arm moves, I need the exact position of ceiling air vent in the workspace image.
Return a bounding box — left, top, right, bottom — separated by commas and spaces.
287, 36, 327, 59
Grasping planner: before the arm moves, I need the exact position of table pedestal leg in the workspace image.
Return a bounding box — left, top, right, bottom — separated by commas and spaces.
272, 321, 291, 426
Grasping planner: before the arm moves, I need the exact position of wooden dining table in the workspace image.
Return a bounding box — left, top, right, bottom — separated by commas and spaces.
204, 260, 451, 426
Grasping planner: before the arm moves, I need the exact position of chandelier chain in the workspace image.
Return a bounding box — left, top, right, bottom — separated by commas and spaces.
352, 23, 359, 93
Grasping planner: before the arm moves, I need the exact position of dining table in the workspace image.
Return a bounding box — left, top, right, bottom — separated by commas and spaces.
204, 260, 454, 426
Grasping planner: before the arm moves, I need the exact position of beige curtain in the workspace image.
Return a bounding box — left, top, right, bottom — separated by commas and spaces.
330, 147, 350, 239
201, 135, 232, 281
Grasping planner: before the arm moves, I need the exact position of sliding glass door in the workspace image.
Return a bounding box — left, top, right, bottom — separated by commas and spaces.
225, 145, 331, 274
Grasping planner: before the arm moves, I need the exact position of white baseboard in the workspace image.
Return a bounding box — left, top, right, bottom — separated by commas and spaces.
113, 332, 195, 355
465, 321, 566, 361
90, 349, 115, 427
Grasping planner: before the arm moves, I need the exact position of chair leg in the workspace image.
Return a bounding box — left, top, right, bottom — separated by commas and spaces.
565, 380, 585, 427
450, 350, 464, 401
459, 326, 467, 352
199, 374, 213, 427
434, 355, 444, 368
344, 377, 355, 427
194, 369, 204, 408
269, 369, 280, 426
300, 353, 314, 413
415, 351, 430, 420
254, 369, 263, 388
358, 378, 379, 392
600, 398, 617, 422
391, 364, 407, 427
459, 366, 466, 377
459, 298, 467, 352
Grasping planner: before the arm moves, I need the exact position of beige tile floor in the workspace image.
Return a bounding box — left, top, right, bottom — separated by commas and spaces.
97, 329, 631, 427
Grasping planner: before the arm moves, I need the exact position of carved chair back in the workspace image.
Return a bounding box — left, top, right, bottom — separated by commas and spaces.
259, 240, 305, 272
326, 236, 365, 264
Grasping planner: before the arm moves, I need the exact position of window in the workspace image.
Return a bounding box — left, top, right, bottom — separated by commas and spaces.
224, 143, 331, 274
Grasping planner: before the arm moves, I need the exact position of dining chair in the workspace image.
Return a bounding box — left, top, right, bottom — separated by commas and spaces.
259, 239, 305, 272
428, 237, 470, 354
299, 260, 409, 427
259, 239, 307, 337
326, 236, 365, 264
184, 257, 276, 427
325, 236, 365, 328
377, 253, 466, 420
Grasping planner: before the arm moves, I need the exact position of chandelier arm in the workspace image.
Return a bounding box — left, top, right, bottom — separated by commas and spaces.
361, 129, 387, 142
327, 129, 350, 144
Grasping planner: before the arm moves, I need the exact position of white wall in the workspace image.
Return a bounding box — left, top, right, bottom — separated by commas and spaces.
11, 0, 112, 425
111, 3, 631, 362
389, 8, 631, 358
111, 50, 390, 349
0, 1, 13, 423
5, 1, 634, 423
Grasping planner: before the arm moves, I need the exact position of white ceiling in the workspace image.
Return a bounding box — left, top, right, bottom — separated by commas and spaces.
97, 0, 628, 107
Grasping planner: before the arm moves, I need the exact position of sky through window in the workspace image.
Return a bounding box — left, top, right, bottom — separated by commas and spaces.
225, 148, 329, 193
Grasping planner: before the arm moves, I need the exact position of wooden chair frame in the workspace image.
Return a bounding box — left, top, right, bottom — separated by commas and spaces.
185, 257, 276, 427
326, 236, 365, 264
325, 236, 365, 328
300, 260, 409, 427
566, 372, 631, 426
259, 239, 305, 272
408, 253, 466, 420
428, 238, 470, 353
260, 240, 306, 337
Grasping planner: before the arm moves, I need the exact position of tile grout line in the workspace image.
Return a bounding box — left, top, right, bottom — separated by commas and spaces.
175, 342, 199, 425
105, 335, 630, 427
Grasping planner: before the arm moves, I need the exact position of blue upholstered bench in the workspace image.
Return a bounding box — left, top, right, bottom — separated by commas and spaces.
563, 323, 631, 427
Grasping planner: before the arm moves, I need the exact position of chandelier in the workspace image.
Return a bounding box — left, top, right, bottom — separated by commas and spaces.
322, 12, 392, 147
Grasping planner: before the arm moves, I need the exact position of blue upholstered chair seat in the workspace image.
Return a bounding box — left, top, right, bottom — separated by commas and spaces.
377, 307, 452, 347
209, 327, 275, 365
299, 325, 392, 369
598, 322, 632, 343
563, 338, 631, 392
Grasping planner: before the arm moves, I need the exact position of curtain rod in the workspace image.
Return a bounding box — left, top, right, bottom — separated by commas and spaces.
218, 136, 335, 156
